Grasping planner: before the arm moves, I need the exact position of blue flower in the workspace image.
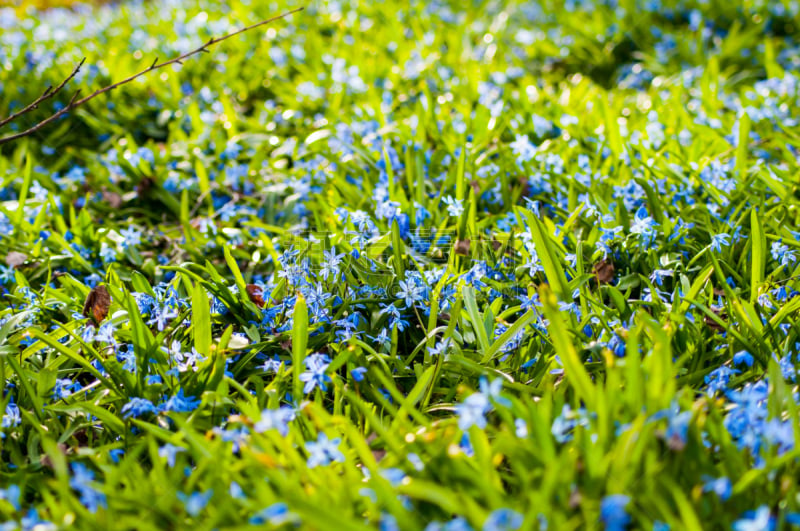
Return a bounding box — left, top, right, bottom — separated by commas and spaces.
350, 367, 368, 382
368, 328, 391, 348
425, 517, 473, 531
442, 196, 465, 217
705, 366, 738, 396
427, 338, 452, 357
158, 444, 185, 467
380, 513, 400, 531
551, 404, 590, 443
120, 226, 142, 248
649, 269, 673, 286
229, 482, 245, 499
250, 503, 296, 525
455, 393, 490, 430
177, 490, 213, 517
121, 397, 158, 418
653, 402, 692, 450
299, 353, 332, 394
600, 494, 630, 531
52, 378, 81, 400
20, 508, 53, 530
149, 304, 178, 332
70, 463, 106, 513
305, 433, 345, 468
320, 248, 345, 280
770, 240, 796, 268
160, 389, 201, 413
2, 401, 21, 428
733, 350, 754, 368
479, 377, 510, 408
483, 508, 523, 531
254, 406, 295, 436
116, 348, 137, 374
702, 476, 731, 501
0, 265, 15, 285
260, 355, 283, 373
510, 134, 537, 163
733, 506, 774, 531
397, 279, 424, 308
630, 207, 658, 246
213, 426, 249, 453
0, 485, 20, 511
108, 449, 125, 463
710, 233, 730, 253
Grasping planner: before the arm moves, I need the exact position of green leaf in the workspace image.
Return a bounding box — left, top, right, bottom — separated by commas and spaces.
391, 219, 405, 280
28, 328, 122, 398
194, 159, 214, 212
14, 155, 33, 226
750, 209, 765, 302
735, 112, 750, 182
224, 245, 248, 296
517, 207, 570, 301
192, 282, 212, 356
482, 309, 535, 363
48, 402, 126, 435
4, 353, 44, 422
600, 97, 622, 156
462, 285, 490, 355
539, 284, 595, 408
292, 293, 309, 400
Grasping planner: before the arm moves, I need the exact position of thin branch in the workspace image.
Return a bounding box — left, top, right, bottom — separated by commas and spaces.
0, 7, 303, 146
0, 57, 87, 130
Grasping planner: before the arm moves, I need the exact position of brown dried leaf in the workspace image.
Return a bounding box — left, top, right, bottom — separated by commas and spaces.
666, 431, 687, 451
568, 489, 582, 509
704, 307, 726, 332
593, 259, 615, 285
136, 176, 155, 195
372, 448, 387, 463
518, 176, 530, 196
82, 285, 111, 325
5, 251, 27, 268
246, 284, 266, 307
102, 190, 123, 209
454, 239, 471, 256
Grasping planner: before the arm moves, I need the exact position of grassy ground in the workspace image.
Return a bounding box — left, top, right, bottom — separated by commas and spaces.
1, 0, 800, 529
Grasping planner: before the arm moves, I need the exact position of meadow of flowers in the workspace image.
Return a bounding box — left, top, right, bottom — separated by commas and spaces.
1, 0, 800, 528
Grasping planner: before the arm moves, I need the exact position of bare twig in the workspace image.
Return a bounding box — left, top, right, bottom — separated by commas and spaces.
0, 57, 87, 131
0, 7, 303, 146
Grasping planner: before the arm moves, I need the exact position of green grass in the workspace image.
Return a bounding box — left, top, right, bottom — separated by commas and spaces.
0, 0, 800, 529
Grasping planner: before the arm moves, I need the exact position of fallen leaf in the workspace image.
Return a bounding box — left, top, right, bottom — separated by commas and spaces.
5, 251, 27, 268
593, 259, 615, 285
102, 190, 123, 209
569, 489, 582, 509
704, 307, 726, 332
246, 284, 266, 307
136, 176, 155, 195
82, 285, 111, 325
454, 239, 471, 256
